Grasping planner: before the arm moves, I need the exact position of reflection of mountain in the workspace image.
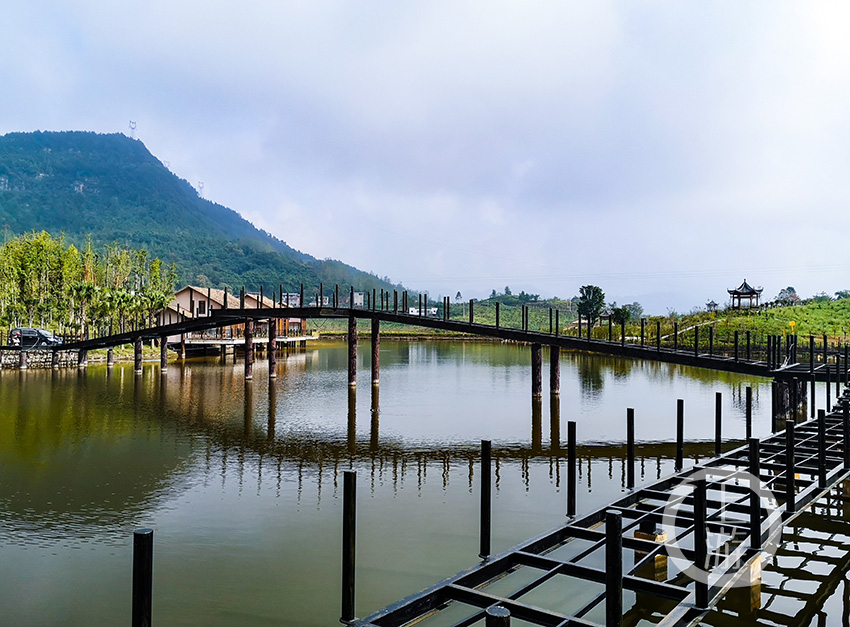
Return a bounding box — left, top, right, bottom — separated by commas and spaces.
0, 369, 194, 540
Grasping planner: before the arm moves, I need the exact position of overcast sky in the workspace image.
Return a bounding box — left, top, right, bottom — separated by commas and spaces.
3, 1, 850, 314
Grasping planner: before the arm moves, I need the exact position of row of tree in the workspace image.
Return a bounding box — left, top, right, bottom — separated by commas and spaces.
0, 231, 176, 337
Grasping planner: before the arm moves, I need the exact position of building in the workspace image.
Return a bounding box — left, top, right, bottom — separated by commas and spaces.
727, 280, 763, 310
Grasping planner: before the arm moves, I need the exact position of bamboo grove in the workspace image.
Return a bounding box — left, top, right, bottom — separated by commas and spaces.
0, 231, 176, 339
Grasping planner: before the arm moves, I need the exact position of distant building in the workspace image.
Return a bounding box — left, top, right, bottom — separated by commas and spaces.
706, 300, 718, 312
353, 292, 365, 307
727, 280, 763, 310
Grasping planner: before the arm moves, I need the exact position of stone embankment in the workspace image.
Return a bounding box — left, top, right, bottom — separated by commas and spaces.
0, 349, 80, 370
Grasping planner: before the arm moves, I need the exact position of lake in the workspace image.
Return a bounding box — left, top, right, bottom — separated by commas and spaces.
0, 339, 842, 625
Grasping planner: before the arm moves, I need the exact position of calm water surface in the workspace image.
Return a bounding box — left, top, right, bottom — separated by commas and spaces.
0, 340, 843, 625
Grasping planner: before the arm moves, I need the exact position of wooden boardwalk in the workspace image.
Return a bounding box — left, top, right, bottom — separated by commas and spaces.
349, 395, 850, 627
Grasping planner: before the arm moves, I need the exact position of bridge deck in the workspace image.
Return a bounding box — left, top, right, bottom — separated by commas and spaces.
56, 304, 846, 382
351, 393, 850, 627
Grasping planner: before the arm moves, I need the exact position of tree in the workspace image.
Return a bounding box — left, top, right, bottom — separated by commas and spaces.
776, 286, 799, 305
625, 302, 644, 319
577, 285, 605, 327
611, 306, 631, 325
504, 286, 512, 296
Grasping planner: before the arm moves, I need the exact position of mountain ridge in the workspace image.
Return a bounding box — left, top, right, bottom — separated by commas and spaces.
0, 130, 401, 293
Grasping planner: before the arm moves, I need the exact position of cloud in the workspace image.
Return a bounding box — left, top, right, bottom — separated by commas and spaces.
3, 1, 850, 312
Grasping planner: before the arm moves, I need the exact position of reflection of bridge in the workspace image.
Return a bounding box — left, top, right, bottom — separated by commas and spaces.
353, 392, 850, 627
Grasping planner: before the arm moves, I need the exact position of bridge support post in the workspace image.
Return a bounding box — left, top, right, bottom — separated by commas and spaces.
244, 319, 254, 381
818, 409, 827, 488
180, 334, 186, 359
827, 367, 832, 411
268, 319, 277, 378
371, 319, 380, 385
134, 338, 142, 374
160, 337, 168, 373
549, 346, 560, 397
843, 399, 850, 470
51, 348, 59, 369
749, 438, 761, 547
531, 343, 542, 398
634, 521, 667, 582
18, 349, 27, 370
811, 375, 816, 418
348, 316, 357, 387
485, 606, 511, 626
107, 347, 114, 367
78, 349, 88, 368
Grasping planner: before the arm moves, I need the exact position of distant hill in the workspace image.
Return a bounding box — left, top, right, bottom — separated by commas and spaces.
0, 130, 402, 294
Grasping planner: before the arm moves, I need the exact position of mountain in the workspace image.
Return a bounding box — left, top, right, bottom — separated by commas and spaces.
0, 130, 401, 294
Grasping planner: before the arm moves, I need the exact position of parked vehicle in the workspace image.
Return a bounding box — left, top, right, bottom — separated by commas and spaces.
8, 328, 64, 348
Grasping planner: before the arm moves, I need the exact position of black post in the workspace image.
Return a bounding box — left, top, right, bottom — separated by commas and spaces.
605, 510, 623, 627
749, 439, 761, 549
608, 316, 613, 342
300, 284, 304, 310
621, 319, 626, 347
786, 421, 795, 513
350, 286, 354, 310
673, 321, 678, 352
335, 284, 339, 308
495, 303, 500, 329
480, 440, 492, 559
319, 283, 324, 307
734, 330, 739, 363
656, 320, 661, 352
844, 399, 850, 470
485, 606, 511, 626
469, 299, 474, 325
818, 409, 827, 488
746, 330, 751, 361
811, 375, 816, 418
824, 333, 829, 367
709, 326, 714, 356
715, 392, 722, 456
827, 366, 832, 411
640, 318, 645, 346
549, 308, 553, 334
626, 407, 635, 490
567, 421, 576, 517
341, 470, 356, 623
693, 472, 708, 609
555, 310, 559, 336
132, 529, 154, 627
676, 399, 684, 471
746, 386, 753, 440
810, 335, 815, 375
694, 326, 699, 357
767, 335, 773, 369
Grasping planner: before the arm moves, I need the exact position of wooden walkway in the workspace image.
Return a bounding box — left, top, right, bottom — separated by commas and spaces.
350, 393, 850, 627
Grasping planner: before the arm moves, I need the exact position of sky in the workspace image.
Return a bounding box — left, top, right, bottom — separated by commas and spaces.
3, 1, 850, 314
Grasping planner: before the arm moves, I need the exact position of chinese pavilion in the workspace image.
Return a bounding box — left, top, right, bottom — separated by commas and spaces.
728, 279, 763, 310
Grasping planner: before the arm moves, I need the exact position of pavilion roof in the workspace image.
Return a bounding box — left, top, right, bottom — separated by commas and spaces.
727, 279, 763, 296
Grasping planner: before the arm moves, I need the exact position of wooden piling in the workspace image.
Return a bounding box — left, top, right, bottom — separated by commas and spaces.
550, 346, 560, 397
626, 407, 635, 490
348, 316, 357, 387
78, 348, 88, 368
480, 440, 492, 559
268, 318, 277, 378
810, 335, 815, 375
640, 318, 645, 346
694, 326, 699, 357
531, 343, 542, 398
749, 439, 761, 548
132, 529, 153, 627
656, 320, 661, 352
606, 510, 623, 627
673, 322, 678, 352
371, 319, 380, 385
675, 399, 684, 471
715, 392, 722, 456
485, 606, 511, 626
567, 421, 576, 517
709, 326, 714, 356
811, 375, 816, 418
785, 422, 795, 513
746, 330, 751, 361
160, 337, 168, 373
134, 338, 143, 374
693, 473, 708, 609
555, 310, 559, 336
341, 470, 356, 624
828, 366, 832, 411
107, 347, 114, 367
495, 303, 500, 329
734, 330, 739, 363
244, 318, 254, 381
469, 299, 474, 324
844, 399, 850, 470
746, 386, 753, 440
818, 409, 827, 487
